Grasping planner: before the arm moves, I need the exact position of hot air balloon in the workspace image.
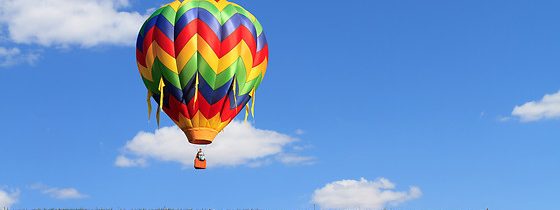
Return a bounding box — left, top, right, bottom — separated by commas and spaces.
135, 0, 268, 169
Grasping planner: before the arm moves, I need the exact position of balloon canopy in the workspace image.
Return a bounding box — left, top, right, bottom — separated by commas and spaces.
135, 0, 268, 145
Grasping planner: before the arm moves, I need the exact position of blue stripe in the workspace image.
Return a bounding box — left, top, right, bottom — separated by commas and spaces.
199, 76, 233, 105
222, 14, 257, 40
155, 14, 175, 42
256, 33, 267, 51
136, 33, 144, 51
228, 92, 251, 109
137, 17, 159, 51
140, 16, 158, 37
175, 8, 222, 40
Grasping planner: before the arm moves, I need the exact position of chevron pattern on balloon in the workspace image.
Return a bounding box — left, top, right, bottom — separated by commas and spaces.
135, 0, 268, 144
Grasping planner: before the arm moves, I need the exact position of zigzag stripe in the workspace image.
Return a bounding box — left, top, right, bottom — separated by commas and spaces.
221, 13, 257, 41
175, 8, 222, 40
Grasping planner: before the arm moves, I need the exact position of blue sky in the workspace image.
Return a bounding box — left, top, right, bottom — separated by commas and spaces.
1, 0, 560, 209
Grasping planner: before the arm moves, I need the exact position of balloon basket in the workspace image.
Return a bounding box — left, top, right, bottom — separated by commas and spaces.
194, 158, 207, 169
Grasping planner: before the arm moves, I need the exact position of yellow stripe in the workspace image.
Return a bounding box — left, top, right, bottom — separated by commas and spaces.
250, 90, 255, 118
137, 63, 153, 81
158, 78, 165, 111
177, 113, 193, 129
157, 78, 164, 128
176, 110, 231, 131
257, 57, 268, 77
232, 78, 237, 106
237, 41, 254, 81
197, 36, 219, 72
216, 119, 232, 131
207, 113, 222, 129
188, 111, 228, 130
155, 43, 178, 73
244, 104, 249, 122
248, 59, 267, 81
209, 0, 231, 11
145, 42, 155, 73
218, 41, 253, 75
169, 0, 181, 11
192, 107, 201, 127
194, 73, 199, 104
176, 36, 198, 72
147, 91, 153, 120
192, 111, 211, 128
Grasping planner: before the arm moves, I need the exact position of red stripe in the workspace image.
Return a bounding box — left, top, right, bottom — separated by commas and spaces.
220, 26, 257, 58
164, 94, 191, 122
175, 20, 198, 55
187, 92, 199, 118
220, 97, 243, 122
175, 19, 221, 56
136, 49, 146, 67
154, 27, 175, 57
142, 27, 155, 55
197, 20, 221, 55
196, 93, 227, 119
253, 45, 268, 66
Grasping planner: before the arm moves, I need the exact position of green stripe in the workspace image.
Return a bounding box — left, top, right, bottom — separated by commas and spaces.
234, 57, 247, 95
179, 53, 199, 88
178, 1, 220, 21
219, 5, 238, 24
142, 77, 158, 94
253, 19, 263, 35
214, 59, 238, 89
161, 5, 177, 26
196, 54, 217, 88
240, 77, 257, 95
149, 61, 163, 94
153, 58, 181, 89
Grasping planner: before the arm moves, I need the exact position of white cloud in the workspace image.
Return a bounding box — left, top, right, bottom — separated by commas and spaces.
312, 178, 422, 209
295, 129, 305, 135
115, 155, 147, 167
31, 184, 88, 200
277, 153, 315, 165
512, 91, 560, 122
0, 47, 39, 67
117, 121, 313, 168
0, 189, 19, 208
0, 0, 147, 47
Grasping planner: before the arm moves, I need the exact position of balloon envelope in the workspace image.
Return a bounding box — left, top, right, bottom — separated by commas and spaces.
135, 0, 268, 144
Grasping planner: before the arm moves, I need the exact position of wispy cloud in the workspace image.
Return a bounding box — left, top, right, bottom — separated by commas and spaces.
30, 184, 88, 200
116, 121, 314, 168
0, 0, 147, 47
277, 153, 315, 165
115, 155, 147, 168
512, 90, 560, 122
312, 178, 422, 209
0, 47, 39, 67
0, 188, 19, 208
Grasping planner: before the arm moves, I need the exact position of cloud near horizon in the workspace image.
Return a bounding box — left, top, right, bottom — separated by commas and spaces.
30, 184, 88, 200
0, 188, 19, 208
512, 90, 560, 122
116, 121, 314, 168
312, 178, 422, 209
0, 0, 147, 47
